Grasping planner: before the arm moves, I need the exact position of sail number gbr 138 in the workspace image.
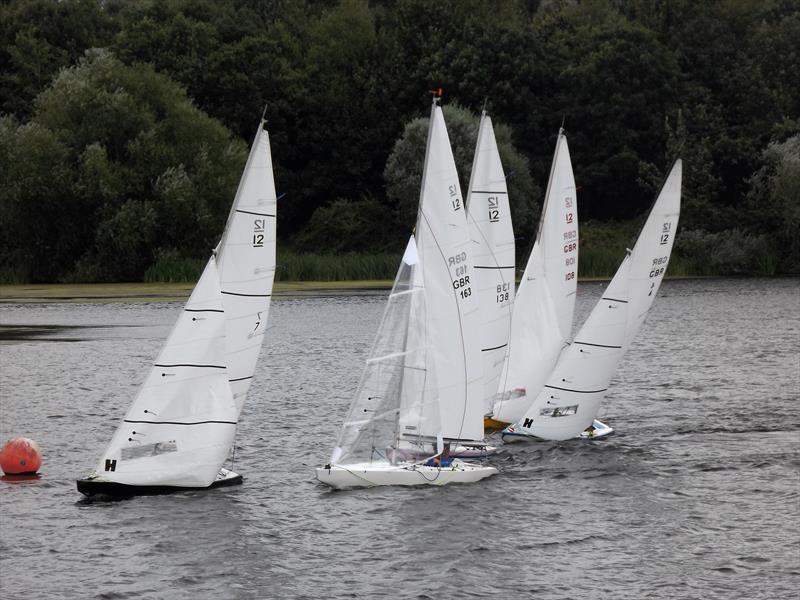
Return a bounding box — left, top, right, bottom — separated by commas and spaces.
448, 251, 472, 299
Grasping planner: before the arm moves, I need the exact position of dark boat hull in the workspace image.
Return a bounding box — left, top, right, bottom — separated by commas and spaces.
76, 469, 242, 498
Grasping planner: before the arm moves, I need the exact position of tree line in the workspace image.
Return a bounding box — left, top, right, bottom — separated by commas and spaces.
1, 0, 797, 283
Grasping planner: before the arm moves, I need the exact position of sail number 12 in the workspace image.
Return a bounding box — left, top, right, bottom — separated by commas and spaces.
253, 219, 265, 247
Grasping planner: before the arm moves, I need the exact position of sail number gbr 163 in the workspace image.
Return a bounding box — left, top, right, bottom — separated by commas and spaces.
448, 252, 472, 299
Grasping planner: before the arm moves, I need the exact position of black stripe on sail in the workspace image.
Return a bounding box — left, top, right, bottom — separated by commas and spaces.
544, 384, 609, 394
574, 341, 623, 349
229, 375, 253, 383
474, 265, 515, 270
155, 363, 226, 369
471, 190, 508, 195
602, 297, 628, 304
123, 419, 236, 426
236, 209, 276, 217
482, 343, 508, 352
185, 309, 224, 313
221, 291, 272, 297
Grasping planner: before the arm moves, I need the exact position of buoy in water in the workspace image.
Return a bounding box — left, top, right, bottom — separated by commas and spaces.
0, 437, 42, 475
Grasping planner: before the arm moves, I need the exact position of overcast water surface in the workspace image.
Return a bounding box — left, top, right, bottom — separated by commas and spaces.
1, 278, 798, 599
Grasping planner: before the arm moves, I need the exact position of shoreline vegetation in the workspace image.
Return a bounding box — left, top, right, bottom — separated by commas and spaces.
0, 274, 746, 305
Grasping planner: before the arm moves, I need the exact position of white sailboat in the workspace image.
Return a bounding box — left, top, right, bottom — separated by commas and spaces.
315, 99, 497, 489
486, 128, 579, 431
77, 117, 277, 496
502, 159, 682, 441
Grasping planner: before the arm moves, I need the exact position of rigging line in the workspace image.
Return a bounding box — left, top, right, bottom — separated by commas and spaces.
235, 209, 276, 217
123, 419, 237, 425
154, 363, 226, 369
228, 375, 254, 383
573, 341, 622, 349
602, 297, 628, 304
544, 384, 609, 394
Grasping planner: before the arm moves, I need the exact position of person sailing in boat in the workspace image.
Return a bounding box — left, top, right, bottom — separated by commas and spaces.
426, 442, 454, 467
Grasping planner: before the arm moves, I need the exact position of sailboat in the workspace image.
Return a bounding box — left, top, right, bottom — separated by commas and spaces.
445, 110, 515, 459
315, 98, 497, 489
486, 128, 579, 432
77, 117, 277, 496
502, 159, 682, 441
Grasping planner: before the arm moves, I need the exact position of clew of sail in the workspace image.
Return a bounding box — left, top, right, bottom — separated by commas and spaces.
91, 257, 237, 487
509, 159, 682, 440
490, 129, 578, 427
215, 119, 277, 415
465, 111, 516, 417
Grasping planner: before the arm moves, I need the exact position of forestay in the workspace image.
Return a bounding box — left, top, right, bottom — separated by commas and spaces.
465, 112, 515, 416
511, 159, 682, 440
491, 129, 578, 426
92, 257, 237, 487
215, 119, 277, 415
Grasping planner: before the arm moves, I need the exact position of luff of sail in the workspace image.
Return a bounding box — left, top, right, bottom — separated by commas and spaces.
510, 159, 682, 440
91, 257, 237, 487
490, 129, 578, 428
215, 119, 277, 415
465, 111, 515, 417
408, 101, 484, 443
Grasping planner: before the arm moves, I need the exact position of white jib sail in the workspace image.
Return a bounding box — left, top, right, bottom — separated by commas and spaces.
492, 129, 578, 425
215, 119, 277, 415
411, 101, 484, 442
465, 111, 515, 416
512, 159, 682, 440
94, 257, 237, 487
331, 236, 431, 465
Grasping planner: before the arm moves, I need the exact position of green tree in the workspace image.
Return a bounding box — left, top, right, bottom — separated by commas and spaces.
0, 0, 117, 119
0, 49, 247, 282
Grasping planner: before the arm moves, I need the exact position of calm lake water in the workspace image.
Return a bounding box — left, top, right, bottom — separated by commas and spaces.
1, 278, 798, 599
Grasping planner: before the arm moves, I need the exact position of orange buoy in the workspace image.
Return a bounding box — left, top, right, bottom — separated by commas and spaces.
0, 437, 42, 475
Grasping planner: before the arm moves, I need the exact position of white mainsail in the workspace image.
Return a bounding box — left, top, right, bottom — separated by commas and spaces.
215, 119, 277, 415
411, 101, 483, 442
91, 257, 237, 487
465, 111, 515, 416
491, 129, 578, 426
509, 159, 682, 440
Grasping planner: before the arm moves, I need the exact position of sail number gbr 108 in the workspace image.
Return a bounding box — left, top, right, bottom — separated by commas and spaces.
449, 252, 472, 299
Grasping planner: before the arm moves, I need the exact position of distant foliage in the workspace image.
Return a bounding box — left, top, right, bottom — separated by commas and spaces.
0, 49, 246, 282
1, 0, 799, 280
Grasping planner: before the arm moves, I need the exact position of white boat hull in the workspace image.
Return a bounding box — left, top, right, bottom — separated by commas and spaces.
501, 419, 614, 443
315, 459, 498, 490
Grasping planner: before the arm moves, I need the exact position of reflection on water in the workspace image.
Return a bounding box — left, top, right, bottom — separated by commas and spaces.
0, 278, 798, 599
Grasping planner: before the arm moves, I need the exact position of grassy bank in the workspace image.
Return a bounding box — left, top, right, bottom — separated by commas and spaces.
0, 280, 393, 304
